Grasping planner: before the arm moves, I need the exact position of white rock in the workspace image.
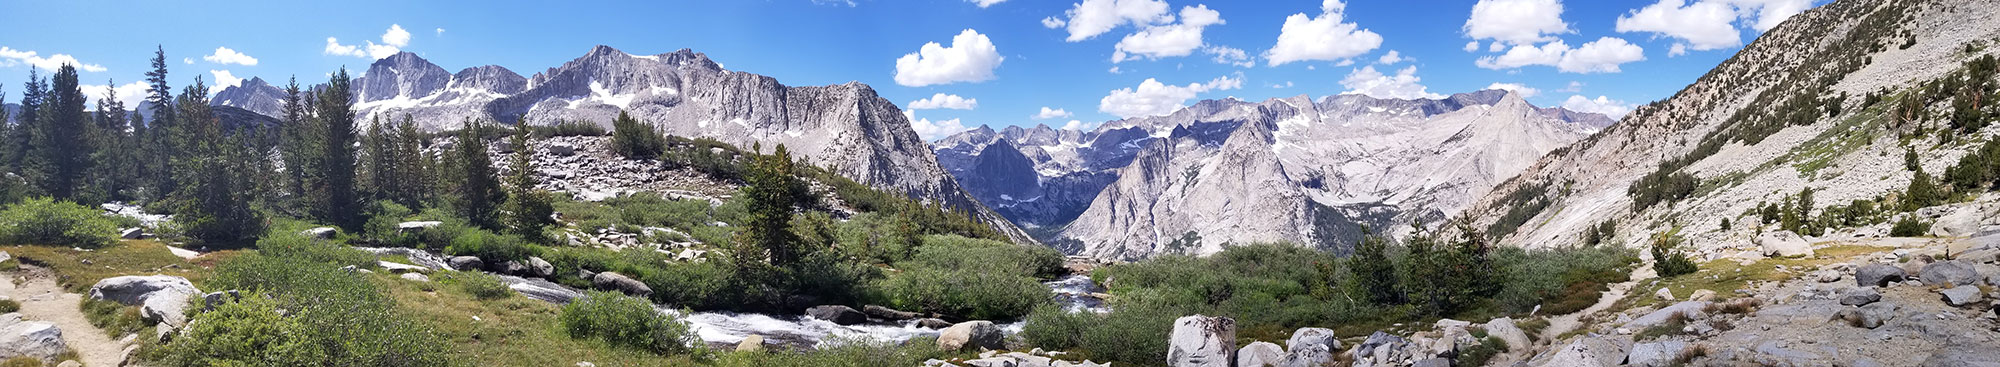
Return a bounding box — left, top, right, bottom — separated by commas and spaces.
1167, 315, 1235, 367
1756, 230, 1814, 258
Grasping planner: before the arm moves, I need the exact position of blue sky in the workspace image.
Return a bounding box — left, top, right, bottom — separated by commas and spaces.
0, 0, 1819, 139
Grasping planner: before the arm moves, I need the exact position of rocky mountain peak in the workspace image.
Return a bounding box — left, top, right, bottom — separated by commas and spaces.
449, 65, 527, 95
356, 51, 451, 103
210, 76, 286, 118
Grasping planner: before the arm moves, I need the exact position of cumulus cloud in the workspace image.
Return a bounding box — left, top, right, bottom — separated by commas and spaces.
1099, 74, 1243, 118
1339, 65, 1443, 100
1462, 0, 1571, 45
909, 93, 979, 110
1033, 107, 1074, 120
325, 24, 413, 59
1202, 46, 1254, 67
1616, 0, 1815, 56
894, 29, 1005, 87
182, 58, 193, 65
968, 0, 1007, 8
203, 47, 259, 66
210, 70, 245, 90
904, 110, 973, 141
1266, 0, 1383, 66
1060, 119, 1099, 131
1047, 0, 1173, 42
1112, 5, 1224, 63
436, 28, 446, 35
1377, 50, 1406, 64
1464, 41, 1481, 52
1475, 37, 1645, 73
80, 81, 151, 109
1562, 95, 1634, 119
1485, 82, 1540, 97
0, 47, 108, 72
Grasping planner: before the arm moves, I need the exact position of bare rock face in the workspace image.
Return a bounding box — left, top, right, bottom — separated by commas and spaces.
1757, 231, 1815, 257
0, 313, 65, 362
1167, 315, 1236, 367
937, 321, 1002, 351
210, 76, 286, 118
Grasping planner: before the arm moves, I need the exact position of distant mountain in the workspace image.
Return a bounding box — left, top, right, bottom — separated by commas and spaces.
938, 90, 1608, 258
212, 76, 286, 118
204, 46, 1033, 243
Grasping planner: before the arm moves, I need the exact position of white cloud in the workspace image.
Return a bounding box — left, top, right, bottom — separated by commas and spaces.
80, 81, 150, 109
324, 24, 413, 59
1048, 0, 1173, 42
1462, 0, 1571, 45
1266, 0, 1383, 66
1615, 0, 1741, 54
382, 24, 412, 47
894, 29, 1005, 87
1562, 95, 1634, 118
1377, 50, 1406, 64
1112, 5, 1224, 63
1060, 119, 1099, 131
435, 28, 446, 35
1099, 74, 1243, 118
1485, 82, 1540, 98
909, 93, 979, 110
905, 111, 972, 141
1475, 37, 1645, 73
1339, 65, 1443, 100
1489, 42, 1506, 52
1270, 81, 1295, 88
210, 70, 245, 92
1202, 46, 1254, 67
0, 47, 107, 72
1033, 107, 1074, 120
1108, 66, 1123, 74
1559, 81, 1584, 92
203, 47, 259, 66
182, 58, 193, 65
811, 0, 858, 7
1464, 41, 1481, 52
968, 0, 1007, 8
1726, 0, 1814, 31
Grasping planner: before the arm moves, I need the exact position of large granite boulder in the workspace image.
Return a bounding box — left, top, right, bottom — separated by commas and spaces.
805, 305, 867, 326
1756, 230, 1814, 257
1167, 315, 1235, 367
938, 321, 1002, 351
447, 256, 484, 271
589, 272, 652, 298
89, 275, 198, 306
1919, 261, 1980, 287
1856, 263, 1907, 287
1236, 341, 1284, 367
1484, 317, 1532, 352
0, 314, 65, 362
1285, 327, 1340, 355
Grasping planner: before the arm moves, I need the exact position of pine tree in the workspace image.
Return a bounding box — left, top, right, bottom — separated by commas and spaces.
1905, 165, 1940, 212
144, 46, 178, 200
175, 77, 265, 248
393, 115, 429, 206
40, 64, 95, 202
315, 68, 360, 230
277, 76, 319, 212
609, 110, 664, 159
735, 144, 811, 268
455, 119, 504, 229
363, 115, 394, 201
0, 85, 21, 204
502, 118, 555, 241
92, 80, 136, 202
12, 71, 46, 188
1351, 230, 1401, 305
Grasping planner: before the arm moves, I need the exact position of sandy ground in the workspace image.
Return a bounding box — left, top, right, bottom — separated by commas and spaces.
4, 265, 129, 366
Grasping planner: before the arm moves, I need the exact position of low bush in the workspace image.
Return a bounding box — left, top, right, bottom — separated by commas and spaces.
193, 253, 449, 367
611, 111, 666, 160
879, 266, 1050, 320
533, 120, 608, 138
445, 229, 537, 263
0, 357, 41, 367
1456, 336, 1507, 367
0, 197, 118, 248
0, 300, 15, 313
452, 272, 513, 300
905, 235, 1064, 279
559, 291, 699, 356
81, 297, 147, 335
1890, 215, 1932, 237
158, 293, 325, 366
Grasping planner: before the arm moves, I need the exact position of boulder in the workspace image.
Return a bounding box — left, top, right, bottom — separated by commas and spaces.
396, 221, 443, 234
504, 276, 582, 304
863, 305, 920, 321
1484, 317, 1532, 352
1627, 301, 1707, 329
1236, 341, 1284, 367
1756, 230, 1814, 257
1856, 263, 1907, 287
527, 257, 555, 278
0, 314, 66, 361
1626, 341, 1688, 367
1655, 288, 1676, 301
1357, 331, 1409, 363
806, 305, 867, 325
548, 142, 577, 156
1940, 286, 1984, 306
1279, 343, 1332, 367
938, 321, 1002, 351
56, 361, 78, 367
140, 290, 193, 328
736, 335, 765, 353
1931, 206, 1981, 237
400, 273, 431, 282
300, 227, 337, 239
1538, 337, 1624, 367
1833, 302, 1900, 329
1922, 348, 2000, 366
589, 272, 652, 298
1411, 358, 1452, 367
378, 261, 430, 274
1958, 248, 2000, 264
917, 318, 954, 329
447, 256, 485, 271
119, 227, 145, 239
496, 261, 529, 275
89, 275, 199, 306
1166, 315, 1235, 367
1688, 289, 1717, 302
1284, 327, 1339, 355
1840, 287, 1882, 306
1920, 261, 1981, 287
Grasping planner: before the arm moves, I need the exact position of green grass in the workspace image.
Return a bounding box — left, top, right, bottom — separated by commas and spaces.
1786, 105, 1886, 179
380, 272, 705, 367
3, 239, 200, 292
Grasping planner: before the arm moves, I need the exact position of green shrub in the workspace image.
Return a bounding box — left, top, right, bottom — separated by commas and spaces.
452, 272, 513, 300
81, 297, 147, 335
0, 357, 41, 367
606, 194, 713, 230
1650, 232, 1700, 278
445, 229, 537, 263
1456, 336, 1507, 367
560, 291, 699, 355
0, 197, 118, 248
880, 266, 1049, 320
610, 111, 666, 160
256, 233, 377, 269
0, 299, 19, 313
158, 293, 325, 367
203, 253, 449, 367
1890, 215, 1932, 237
1492, 245, 1638, 313
1020, 306, 1092, 350
532, 120, 608, 138
906, 235, 1064, 278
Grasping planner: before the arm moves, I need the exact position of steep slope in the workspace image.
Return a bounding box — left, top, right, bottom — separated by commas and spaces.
210, 76, 285, 118
943, 90, 1605, 258
1465, 0, 2000, 251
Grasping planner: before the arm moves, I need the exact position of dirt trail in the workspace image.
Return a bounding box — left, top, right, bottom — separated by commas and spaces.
4, 265, 130, 367
1538, 261, 1654, 342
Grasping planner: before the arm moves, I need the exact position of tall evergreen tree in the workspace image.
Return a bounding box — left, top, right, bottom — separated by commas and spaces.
502, 118, 555, 241
277, 76, 319, 211
454, 119, 504, 229
392, 115, 428, 206
175, 77, 265, 247
92, 80, 137, 202
11, 71, 46, 185
315, 68, 360, 230
735, 144, 811, 268
40, 64, 95, 202
144, 46, 177, 199
363, 115, 394, 201
1350, 230, 1401, 305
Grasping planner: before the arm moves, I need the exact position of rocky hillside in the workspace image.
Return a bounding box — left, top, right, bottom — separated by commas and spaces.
940, 91, 1608, 259
208, 46, 1032, 244
1465, 0, 2000, 253
210, 76, 285, 118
